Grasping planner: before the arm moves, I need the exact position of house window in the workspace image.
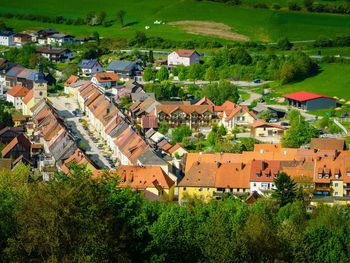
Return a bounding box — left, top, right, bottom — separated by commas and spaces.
335, 174, 339, 179
39, 91, 43, 96
347, 171, 350, 177
199, 187, 203, 192
237, 116, 240, 121
242, 116, 245, 121
335, 191, 339, 196
318, 173, 323, 179
183, 187, 186, 191
256, 172, 261, 178
207, 188, 210, 192
335, 183, 339, 187
253, 183, 256, 187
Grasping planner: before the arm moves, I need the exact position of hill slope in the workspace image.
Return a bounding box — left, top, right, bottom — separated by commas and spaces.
1, 0, 350, 42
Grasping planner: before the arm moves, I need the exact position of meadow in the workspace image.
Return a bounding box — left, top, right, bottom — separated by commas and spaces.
277, 63, 350, 100
1, 0, 350, 42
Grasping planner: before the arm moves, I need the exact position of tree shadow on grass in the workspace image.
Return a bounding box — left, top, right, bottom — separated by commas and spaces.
124, 21, 138, 27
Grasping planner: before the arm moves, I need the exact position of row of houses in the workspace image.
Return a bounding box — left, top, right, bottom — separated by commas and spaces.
0, 28, 76, 47
176, 138, 348, 202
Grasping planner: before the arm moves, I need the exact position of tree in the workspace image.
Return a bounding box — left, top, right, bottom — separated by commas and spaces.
156, 66, 169, 81
143, 67, 154, 82
277, 37, 293, 50
97, 11, 107, 25
148, 50, 154, 63
116, 10, 126, 27
204, 67, 217, 83
86, 11, 96, 25
158, 120, 169, 135
171, 126, 192, 144
92, 31, 100, 45
272, 172, 297, 207
119, 95, 132, 110
188, 63, 203, 83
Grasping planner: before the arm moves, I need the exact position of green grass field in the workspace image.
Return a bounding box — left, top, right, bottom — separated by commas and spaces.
277, 63, 350, 100
1, 0, 350, 42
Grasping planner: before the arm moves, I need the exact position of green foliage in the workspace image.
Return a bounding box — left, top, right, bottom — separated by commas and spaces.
158, 120, 169, 135
156, 66, 169, 81
116, 10, 126, 27
277, 37, 293, 50
0, 100, 15, 127
142, 67, 155, 81
119, 95, 132, 110
171, 125, 192, 144
281, 110, 319, 147
144, 82, 180, 100
272, 172, 297, 207
202, 80, 239, 105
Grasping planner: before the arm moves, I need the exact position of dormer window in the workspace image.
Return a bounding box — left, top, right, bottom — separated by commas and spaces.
335, 174, 340, 179
318, 173, 323, 179
334, 169, 340, 179
347, 169, 350, 177
256, 172, 261, 178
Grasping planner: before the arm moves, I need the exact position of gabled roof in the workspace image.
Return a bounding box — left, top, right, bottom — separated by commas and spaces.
156, 104, 214, 115
79, 59, 101, 69
252, 120, 286, 130
60, 148, 98, 174
2, 134, 31, 158
221, 101, 256, 120
64, 75, 79, 86
7, 85, 29, 97
283, 91, 334, 102
106, 60, 137, 72
194, 97, 215, 106
6, 66, 25, 77
22, 89, 34, 105
174, 49, 199, 57
250, 160, 281, 182
48, 33, 73, 39
37, 47, 69, 55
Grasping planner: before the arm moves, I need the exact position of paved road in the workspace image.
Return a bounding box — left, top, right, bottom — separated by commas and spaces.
264, 104, 318, 121
168, 80, 270, 87
49, 96, 112, 169
240, 90, 262, 106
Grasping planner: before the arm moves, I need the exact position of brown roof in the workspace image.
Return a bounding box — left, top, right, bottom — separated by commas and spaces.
175, 49, 198, 57
37, 47, 68, 54
7, 85, 29, 97
60, 148, 98, 174
215, 162, 250, 189
141, 115, 158, 129
93, 72, 119, 83
310, 138, 345, 151
167, 143, 184, 154
195, 97, 215, 106
2, 134, 31, 158
22, 89, 34, 105
252, 120, 286, 130
64, 75, 79, 86
178, 162, 217, 187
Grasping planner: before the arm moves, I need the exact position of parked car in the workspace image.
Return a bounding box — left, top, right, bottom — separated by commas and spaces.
269, 118, 278, 123
253, 79, 261, 84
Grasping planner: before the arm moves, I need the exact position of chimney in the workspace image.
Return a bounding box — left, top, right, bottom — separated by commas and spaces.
313, 148, 318, 153
240, 162, 245, 170
262, 161, 268, 170
216, 162, 221, 168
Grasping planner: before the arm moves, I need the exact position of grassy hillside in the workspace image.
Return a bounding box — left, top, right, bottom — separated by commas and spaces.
1, 0, 350, 42
277, 63, 350, 100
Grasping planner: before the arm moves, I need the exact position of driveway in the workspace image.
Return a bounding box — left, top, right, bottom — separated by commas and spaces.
49, 95, 113, 169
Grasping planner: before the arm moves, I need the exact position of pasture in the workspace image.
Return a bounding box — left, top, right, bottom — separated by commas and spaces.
1, 0, 350, 42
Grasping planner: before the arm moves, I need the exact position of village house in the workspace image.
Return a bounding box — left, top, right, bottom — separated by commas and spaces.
13, 33, 32, 46
117, 165, 175, 201
106, 60, 143, 81
46, 33, 75, 46
284, 91, 337, 111
0, 31, 15, 46
60, 148, 99, 174
1, 133, 32, 161
167, 49, 200, 67
0, 126, 24, 145
250, 120, 286, 138
36, 47, 75, 62
6, 85, 30, 110
220, 101, 256, 130
91, 72, 119, 88
35, 29, 58, 45
78, 59, 103, 77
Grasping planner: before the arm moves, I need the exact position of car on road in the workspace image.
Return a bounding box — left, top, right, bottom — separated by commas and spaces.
269, 118, 278, 123
253, 79, 261, 84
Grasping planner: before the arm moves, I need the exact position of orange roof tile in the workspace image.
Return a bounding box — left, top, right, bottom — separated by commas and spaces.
7, 85, 29, 97
93, 72, 119, 83
22, 89, 33, 104
64, 75, 79, 86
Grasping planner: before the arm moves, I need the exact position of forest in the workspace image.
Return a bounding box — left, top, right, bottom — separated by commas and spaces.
1, 164, 350, 262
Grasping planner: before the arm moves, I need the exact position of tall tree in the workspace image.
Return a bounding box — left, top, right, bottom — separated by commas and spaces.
156, 66, 169, 81
116, 10, 126, 27
272, 172, 297, 207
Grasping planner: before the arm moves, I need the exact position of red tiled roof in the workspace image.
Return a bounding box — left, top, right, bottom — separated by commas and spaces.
283, 91, 335, 102
7, 85, 29, 97
22, 89, 33, 104
93, 72, 119, 83
141, 115, 158, 129
252, 120, 286, 130
64, 75, 79, 86
2, 134, 31, 158
175, 49, 198, 57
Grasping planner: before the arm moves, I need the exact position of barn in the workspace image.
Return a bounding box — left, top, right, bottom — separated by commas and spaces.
283, 91, 336, 111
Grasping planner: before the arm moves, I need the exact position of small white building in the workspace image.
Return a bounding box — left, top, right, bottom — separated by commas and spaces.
47, 34, 75, 46
91, 72, 119, 88
6, 85, 30, 110
167, 49, 200, 67
0, 31, 15, 46
249, 160, 280, 194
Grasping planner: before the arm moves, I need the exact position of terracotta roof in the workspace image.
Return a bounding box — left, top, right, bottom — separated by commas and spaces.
22, 89, 33, 104
215, 162, 250, 189
175, 49, 198, 57
64, 75, 79, 86
93, 72, 119, 83
195, 97, 215, 106
141, 115, 158, 129
7, 85, 29, 97
250, 160, 281, 182
118, 165, 174, 190
2, 134, 31, 158
221, 101, 256, 120
283, 91, 335, 102
178, 162, 217, 187
310, 138, 345, 151
168, 143, 184, 154
60, 148, 98, 174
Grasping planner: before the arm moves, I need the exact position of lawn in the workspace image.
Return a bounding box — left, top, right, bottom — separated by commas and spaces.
1, 0, 350, 42
275, 63, 350, 100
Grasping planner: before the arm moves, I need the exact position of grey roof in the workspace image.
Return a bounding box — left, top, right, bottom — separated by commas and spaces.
107, 61, 139, 72
0, 31, 15, 37
131, 93, 155, 102
79, 59, 100, 69
145, 128, 156, 139
49, 33, 73, 39
69, 80, 87, 88
252, 104, 268, 113
6, 67, 25, 77
109, 121, 129, 138
137, 149, 167, 166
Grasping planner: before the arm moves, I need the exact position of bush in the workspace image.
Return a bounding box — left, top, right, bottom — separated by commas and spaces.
288, 2, 302, 11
